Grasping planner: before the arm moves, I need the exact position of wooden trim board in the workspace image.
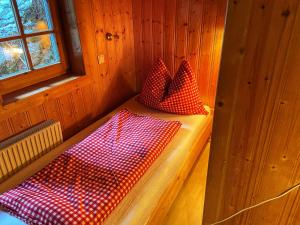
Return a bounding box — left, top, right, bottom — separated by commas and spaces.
146, 115, 212, 225
163, 142, 211, 225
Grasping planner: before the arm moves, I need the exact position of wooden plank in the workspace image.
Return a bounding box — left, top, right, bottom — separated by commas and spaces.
9, 112, 31, 135
132, 0, 143, 89
111, 0, 124, 74
102, 0, 118, 83
115, 0, 136, 95
207, 0, 227, 107
57, 93, 78, 138
91, 0, 109, 78
141, 0, 153, 85
152, 0, 164, 60
71, 88, 88, 129
0, 120, 14, 142
163, 143, 211, 225
80, 85, 95, 121
120, 0, 137, 93
44, 99, 63, 128
202, 0, 255, 221
163, 0, 177, 75
26, 105, 46, 126
235, 0, 300, 224
0, 76, 90, 116
204, 0, 300, 225
147, 115, 212, 225
245, 1, 300, 224
89, 0, 108, 117
197, 0, 218, 106
174, 0, 190, 70
73, 0, 99, 79
187, 0, 205, 79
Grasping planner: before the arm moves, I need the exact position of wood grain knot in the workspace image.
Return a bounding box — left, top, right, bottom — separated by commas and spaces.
281, 9, 290, 18
239, 48, 245, 55
217, 101, 224, 107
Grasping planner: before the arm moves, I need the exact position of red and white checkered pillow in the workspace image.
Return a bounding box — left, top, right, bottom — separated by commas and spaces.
138, 58, 171, 107
138, 59, 208, 115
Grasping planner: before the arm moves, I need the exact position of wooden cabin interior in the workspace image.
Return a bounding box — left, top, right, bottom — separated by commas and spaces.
0, 0, 300, 225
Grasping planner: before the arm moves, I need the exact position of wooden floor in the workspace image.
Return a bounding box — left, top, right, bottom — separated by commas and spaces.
163, 142, 210, 225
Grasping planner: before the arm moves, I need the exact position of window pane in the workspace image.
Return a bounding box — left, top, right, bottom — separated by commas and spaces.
0, 39, 29, 79
27, 33, 60, 69
0, 0, 20, 38
16, 0, 53, 34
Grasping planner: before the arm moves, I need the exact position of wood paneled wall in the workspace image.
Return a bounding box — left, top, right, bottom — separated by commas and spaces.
133, 0, 227, 107
0, 0, 228, 142
204, 0, 300, 225
0, 0, 136, 141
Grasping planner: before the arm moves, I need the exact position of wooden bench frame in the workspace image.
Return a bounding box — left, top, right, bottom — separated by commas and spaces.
147, 116, 212, 225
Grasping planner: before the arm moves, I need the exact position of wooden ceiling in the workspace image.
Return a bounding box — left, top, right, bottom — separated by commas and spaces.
204, 0, 300, 224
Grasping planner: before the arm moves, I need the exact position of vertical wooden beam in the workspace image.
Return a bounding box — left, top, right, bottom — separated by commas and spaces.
141, 0, 153, 85
203, 0, 300, 225
174, 0, 190, 70
163, 0, 176, 75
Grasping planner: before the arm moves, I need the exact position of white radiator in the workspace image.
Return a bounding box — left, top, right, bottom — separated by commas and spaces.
0, 120, 63, 182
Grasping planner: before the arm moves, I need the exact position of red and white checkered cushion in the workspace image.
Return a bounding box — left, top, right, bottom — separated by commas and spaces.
138, 58, 171, 107
138, 59, 208, 115
160, 60, 208, 115
0, 110, 181, 225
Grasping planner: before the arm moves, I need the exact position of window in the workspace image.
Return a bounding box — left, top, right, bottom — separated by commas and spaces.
0, 0, 68, 94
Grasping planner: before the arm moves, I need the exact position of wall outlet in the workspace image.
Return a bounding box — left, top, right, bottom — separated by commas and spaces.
98, 55, 105, 64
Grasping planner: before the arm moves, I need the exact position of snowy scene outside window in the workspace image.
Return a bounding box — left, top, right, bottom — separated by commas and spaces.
0, 0, 60, 80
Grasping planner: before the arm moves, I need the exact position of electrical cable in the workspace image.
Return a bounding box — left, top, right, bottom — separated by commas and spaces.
209, 182, 300, 225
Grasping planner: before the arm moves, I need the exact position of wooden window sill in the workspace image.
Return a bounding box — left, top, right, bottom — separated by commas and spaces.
1, 74, 84, 106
